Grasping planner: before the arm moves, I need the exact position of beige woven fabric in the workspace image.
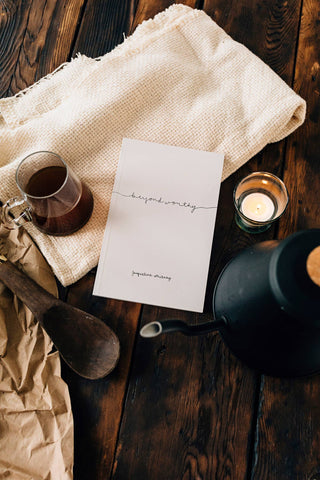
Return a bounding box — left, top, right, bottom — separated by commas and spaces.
0, 5, 305, 286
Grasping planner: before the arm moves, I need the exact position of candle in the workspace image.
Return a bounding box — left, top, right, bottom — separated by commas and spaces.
240, 192, 275, 222
233, 172, 289, 234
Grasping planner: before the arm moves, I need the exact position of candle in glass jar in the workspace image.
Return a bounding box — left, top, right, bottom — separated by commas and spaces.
240, 192, 275, 222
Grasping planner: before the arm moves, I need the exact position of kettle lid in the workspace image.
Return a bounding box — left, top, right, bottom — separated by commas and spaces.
270, 229, 320, 325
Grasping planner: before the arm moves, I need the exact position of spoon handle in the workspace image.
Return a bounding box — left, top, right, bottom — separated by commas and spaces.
0, 255, 58, 316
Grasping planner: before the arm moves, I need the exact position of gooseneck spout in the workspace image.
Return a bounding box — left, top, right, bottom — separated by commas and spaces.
140, 318, 227, 339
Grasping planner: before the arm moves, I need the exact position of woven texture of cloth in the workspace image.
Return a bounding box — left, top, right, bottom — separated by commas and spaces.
0, 5, 306, 286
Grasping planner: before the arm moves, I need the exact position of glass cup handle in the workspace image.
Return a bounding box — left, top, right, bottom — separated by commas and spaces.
1, 197, 32, 228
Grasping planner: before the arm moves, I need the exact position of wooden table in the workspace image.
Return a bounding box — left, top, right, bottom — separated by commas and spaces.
1, 1, 319, 479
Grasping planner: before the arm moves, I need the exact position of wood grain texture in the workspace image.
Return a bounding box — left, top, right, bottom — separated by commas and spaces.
112, 306, 259, 480
110, 1, 305, 479
280, 0, 320, 235
62, 2, 143, 478
65, 272, 141, 479
251, 1, 320, 479
130, 0, 177, 33
252, 376, 320, 480
72, 0, 137, 57
0, 0, 32, 96
130, 0, 204, 33
0, 0, 86, 97
204, 0, 301, 84
203, 0, 303, 295
0, 0, 316, 478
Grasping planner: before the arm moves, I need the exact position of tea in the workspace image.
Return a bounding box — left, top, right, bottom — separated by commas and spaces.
25, 165, 93, 235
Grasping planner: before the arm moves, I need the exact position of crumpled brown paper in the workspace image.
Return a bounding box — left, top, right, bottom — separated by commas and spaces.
0, 224, 73, 479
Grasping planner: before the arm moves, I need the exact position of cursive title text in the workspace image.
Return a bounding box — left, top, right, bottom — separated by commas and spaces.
113, 191, 216, 214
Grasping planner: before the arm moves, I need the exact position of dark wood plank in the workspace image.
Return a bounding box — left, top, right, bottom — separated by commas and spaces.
109, 1, 302, 478
251, 0, 320, 478
61, 2, 143, 479
0, 0, 32, 96
0, 1, 313, 479
1, 1, 141, 478
206, 0, 302, 356
204, 0, 300, 85
280, 0, 320, 236
65, 272, 141, 480
112, 306, 259, 480
72, 0, 137, 57
252, 376, 320, 480
131, 0, 204, 32
205, 0, 303, 252
130, 0, 173, 32
0, 0, 86, 97
204, 0, 303, 298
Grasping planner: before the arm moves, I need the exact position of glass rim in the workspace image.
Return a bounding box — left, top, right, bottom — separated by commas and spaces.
16, 151, 69, 200
233, 171, 289, 226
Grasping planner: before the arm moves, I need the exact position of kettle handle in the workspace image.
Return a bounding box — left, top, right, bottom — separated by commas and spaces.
140, 318, 227, 338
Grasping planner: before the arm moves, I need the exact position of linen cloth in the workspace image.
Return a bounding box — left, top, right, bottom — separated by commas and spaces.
0, 5, 306, 286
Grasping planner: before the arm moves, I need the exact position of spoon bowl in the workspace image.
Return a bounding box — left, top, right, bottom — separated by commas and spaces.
0, 257, 120, 379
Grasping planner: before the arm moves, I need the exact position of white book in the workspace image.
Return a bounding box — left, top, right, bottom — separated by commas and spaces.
93, 139, 224, 312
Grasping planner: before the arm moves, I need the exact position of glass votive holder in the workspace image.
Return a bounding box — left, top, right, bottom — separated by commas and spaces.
233, 172, 289, 233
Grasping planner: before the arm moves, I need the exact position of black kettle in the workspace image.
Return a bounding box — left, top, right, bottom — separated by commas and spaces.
140, 229, 320, 377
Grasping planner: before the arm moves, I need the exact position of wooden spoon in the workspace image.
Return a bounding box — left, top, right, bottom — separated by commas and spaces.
0, 256, 120, 379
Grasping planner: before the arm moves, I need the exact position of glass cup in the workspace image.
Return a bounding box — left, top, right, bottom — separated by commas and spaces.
1, 151, 94, 236
233, 172, 289, 233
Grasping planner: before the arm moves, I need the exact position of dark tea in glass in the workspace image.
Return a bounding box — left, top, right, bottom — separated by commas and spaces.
3, 151, 94, 236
